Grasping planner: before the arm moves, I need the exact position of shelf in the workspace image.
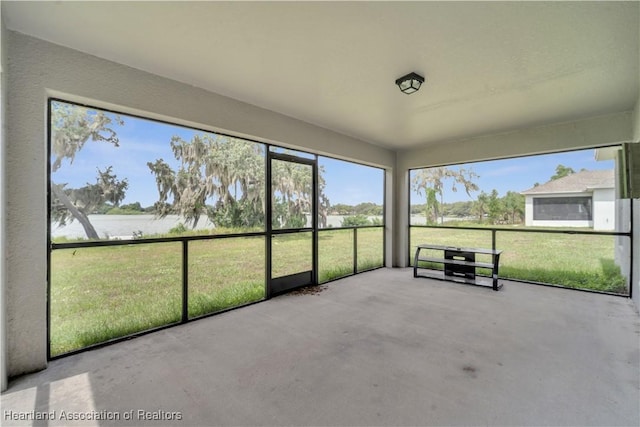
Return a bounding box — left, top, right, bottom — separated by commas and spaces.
416, 256, 494, 269
413, 244, 502, 291
414, 268, 503, 290
416, 244, 502, 256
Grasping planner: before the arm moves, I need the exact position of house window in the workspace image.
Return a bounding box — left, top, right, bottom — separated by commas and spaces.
533, 197, 592, 221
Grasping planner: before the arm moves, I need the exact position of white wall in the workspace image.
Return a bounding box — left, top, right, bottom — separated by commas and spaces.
631, 2, 639, 310
1, 5, 8, 392
614, 199, 629, 270
524, 196, 532, 227
632, 96, 640, 311
633, 198, 639, 312
631, 98, 640, 311
394, 113, 634, 267
593, 188, 615, 231
4, 31, 395, 378
633, 96, 640, 143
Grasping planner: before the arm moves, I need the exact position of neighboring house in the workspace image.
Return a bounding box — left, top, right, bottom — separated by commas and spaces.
521, 170, 615, 230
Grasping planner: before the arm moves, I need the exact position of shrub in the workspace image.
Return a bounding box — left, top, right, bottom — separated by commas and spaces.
209, 199, 264, 229
369, 217, 383, 226
341, 214, 371, 227
169, 222, 188, 235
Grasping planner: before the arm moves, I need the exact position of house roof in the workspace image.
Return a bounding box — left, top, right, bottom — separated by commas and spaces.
521, 170, 614, 195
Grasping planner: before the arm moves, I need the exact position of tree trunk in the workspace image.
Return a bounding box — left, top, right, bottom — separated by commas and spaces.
51, 184, 100, 239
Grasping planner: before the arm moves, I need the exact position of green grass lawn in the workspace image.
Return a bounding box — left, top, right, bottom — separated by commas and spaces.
318, 228, 384, 282
187, 237, 266, 318
51, 224, 625, 357
50, 228, 384, 356
50, 243, 184, 356
410, 226, 628, 294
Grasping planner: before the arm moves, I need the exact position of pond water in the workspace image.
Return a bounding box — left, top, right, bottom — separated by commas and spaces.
50, 214, 385, 239
50, 215, 211, 239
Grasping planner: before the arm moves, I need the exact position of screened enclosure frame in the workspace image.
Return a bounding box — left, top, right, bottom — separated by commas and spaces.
266, 151, 318, 296
409, 223, 633, 297
407, 146, 634, 298
46, 98, 386, 359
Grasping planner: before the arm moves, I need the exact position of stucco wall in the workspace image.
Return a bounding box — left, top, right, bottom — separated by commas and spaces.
613, 199, 631, 286
1, 6, 8, 392
4, 30, 395, 378
633, 198, 639, 312
632, 96, 639, 311
593, 188, 615, 231
631, 7, 639, 308
633, 96, 640, 142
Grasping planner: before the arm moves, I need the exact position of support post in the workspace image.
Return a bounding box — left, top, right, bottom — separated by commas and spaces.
182, 240, 189, 322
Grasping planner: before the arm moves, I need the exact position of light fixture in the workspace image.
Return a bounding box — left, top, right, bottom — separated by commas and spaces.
395, 72, 425, 94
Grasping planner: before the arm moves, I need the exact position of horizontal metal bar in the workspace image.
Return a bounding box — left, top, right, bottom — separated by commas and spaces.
417, 243, 501, 255
413, 266, 629, 298
269, 152, 317, 165
51, 225, 385, 249
51, 231, 266, 250
182, 298, 266, 323
501, 276, 629, 298
415, 268, 499, 290
271, 271, 313, 295
319, 265, 385, 285
49, 297, 267, 360
271, 228, 314, 235
49, 321, 182, 360
417, 256, 494, 269
357, 265, 385, 274
318, 225, 383, 231
409, 224, 631, 237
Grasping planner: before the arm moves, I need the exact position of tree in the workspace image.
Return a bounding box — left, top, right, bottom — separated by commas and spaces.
473, 191, 489, 223
332, 204, 354, 215
148, 134, 264, 229
550, 164, 575, 181
50, 102, 127, 239
147, 135, 330, 229
412, 167, 479, 224
271, 158, 314, 229
446, 201, 474, 218
487, 189, 503, 224
120, 202, 144, 212
410, 204, 427, 215
503, 191, 525, 224
424, 187, 438, 225
353, 202, 382, 216
318, 173, 330, 229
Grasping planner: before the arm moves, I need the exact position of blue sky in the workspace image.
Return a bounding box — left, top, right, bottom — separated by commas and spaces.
52, 102, 614, 208
410, 149, 615, 204
51, 105, 385, 207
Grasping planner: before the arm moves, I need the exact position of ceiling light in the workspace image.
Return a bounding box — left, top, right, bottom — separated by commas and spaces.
395, 72, 425, 94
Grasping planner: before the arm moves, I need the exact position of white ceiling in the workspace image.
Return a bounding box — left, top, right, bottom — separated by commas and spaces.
3, 1, 639, 150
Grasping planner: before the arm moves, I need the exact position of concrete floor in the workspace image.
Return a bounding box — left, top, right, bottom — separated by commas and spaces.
2, 268, 639, 426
